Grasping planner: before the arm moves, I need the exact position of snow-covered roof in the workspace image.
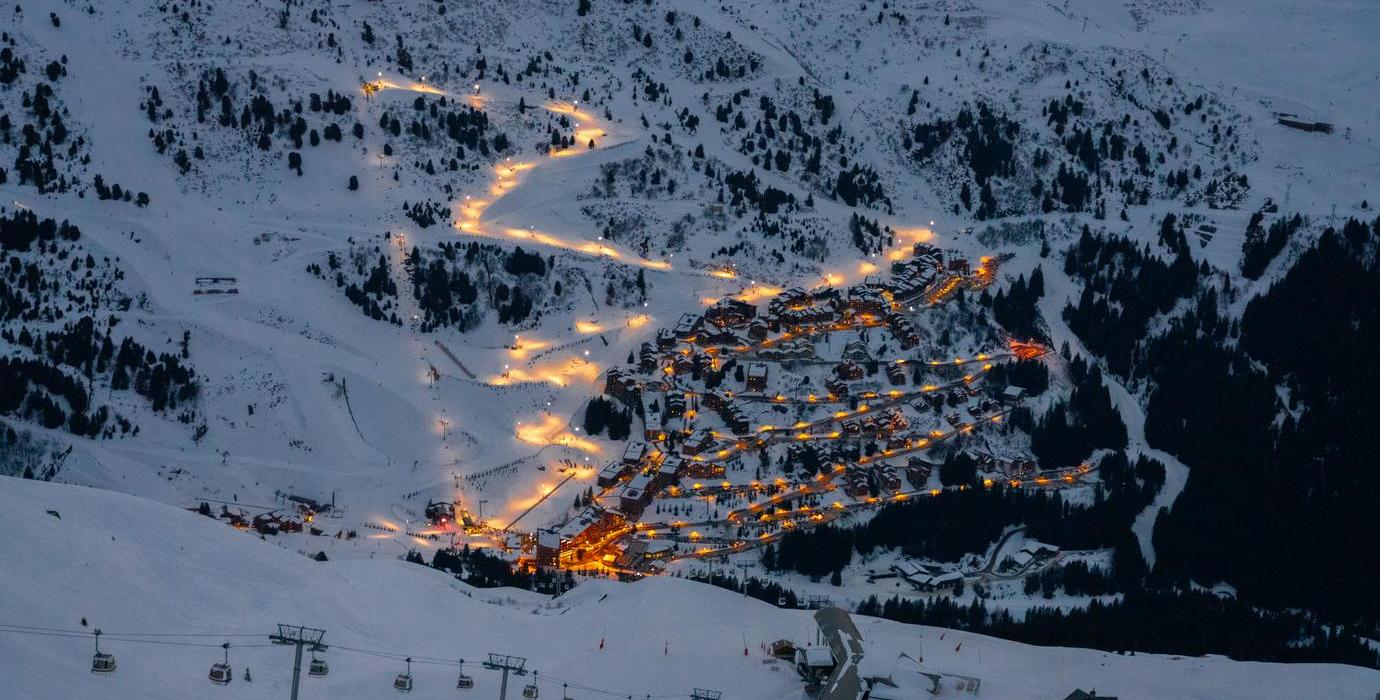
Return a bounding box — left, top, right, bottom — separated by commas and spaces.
797, 645, 835, 667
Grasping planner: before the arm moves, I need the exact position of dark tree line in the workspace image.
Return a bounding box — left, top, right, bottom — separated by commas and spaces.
1014, 354, 1127, 468
1062, 222, 1198, 376
685, 571, 801, 609
984, 357, 1050, 396
582, 396, 631, 440
984, 266, 1046, 342
1240, 211, 1303, 280
767, 450, 1160, 589
857, 588, 1379, 669
1149, 219, 1380, 624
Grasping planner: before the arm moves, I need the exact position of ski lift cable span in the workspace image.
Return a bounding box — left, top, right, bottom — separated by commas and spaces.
1, 623, 699, 699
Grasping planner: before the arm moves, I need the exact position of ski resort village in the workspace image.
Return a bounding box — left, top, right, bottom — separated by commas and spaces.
1, 0, 1379, 698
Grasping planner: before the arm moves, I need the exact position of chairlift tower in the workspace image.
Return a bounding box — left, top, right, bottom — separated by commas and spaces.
268, 624, 327, 700
483, 653, 529, 700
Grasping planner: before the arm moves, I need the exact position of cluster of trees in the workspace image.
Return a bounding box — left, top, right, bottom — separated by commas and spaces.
381, 94, 506, 160
984, 358, 1050, 396
908, 102, 1019, 219
712, 85, 888, 212
334, 251, 400, 325
582, 396, 632, 439
764, 524, 853, 581
1062, 222, 1198, 375
722, 169, 794, 214
685, 571, 801, 609
1149, 219, 1380, 623
0, 209, 79, 252
409, 251, 479, 332
1015, 354, 1127, 468
768, 450, 1160, 587
0, 211, 197, 438
984, 266, 1045, 341
0, 356, 104, 433
0, 317, 197, 435
91, 175, 149, 207
1239, 211, 1303, 279
8, 78, 79, 193
402, 200, 447, 229
857, 588, 1379, 668
1022, 560, 1116, 598
833, 164, 890, 210
371, 242, 560, 333
184, 66, 364, 175
416, 546, 572, 592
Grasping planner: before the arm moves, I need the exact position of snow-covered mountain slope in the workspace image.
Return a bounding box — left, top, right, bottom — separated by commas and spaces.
3, 475, 1377, 699
0, 0, 1378, 689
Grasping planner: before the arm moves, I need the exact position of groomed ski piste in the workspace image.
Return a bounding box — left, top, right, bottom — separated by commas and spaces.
5, 477, 1379, 700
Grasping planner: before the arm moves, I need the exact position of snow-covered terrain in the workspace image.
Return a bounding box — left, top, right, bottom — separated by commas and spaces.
2, 0, 1379, 693
5, 476, 1378, 699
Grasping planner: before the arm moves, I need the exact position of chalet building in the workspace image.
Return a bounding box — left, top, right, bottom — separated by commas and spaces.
683, 429, 716, 457
746, 363, 769, 392
824, 376, 849, 399
1276, 114, 1334, 134
535, 529, 561, 569
701, 391, 728, 410
889, 316, 920, 348
724, 405, 751, 435
1000, 385, 1027, 405
705, 298, 757, 328
613, 539, 673, 571
640, 342, 659, 372
685, 460, 726, 479
605, 368, 641, 406
906, 457, 936, 488
425, 500, 456, 526
693, 352, 713, 374
844, 469, 872, 499
842, 340, 873, 363
747, 320, 769, 341
696, 327, 742, 347
912, 242, 941, 260
835, 360, 865, 381
622, 441, 648, 466
655, 328, 677, 351
778, 306, 834, 329
759, 338, 816, 361
642, 393, 665, 441
556, 507, 629, 564
844, 285, 887, 313
947, 257, 970, 275
597, 460, 633, 488
883, 408, 908, 432
671, 354, 695, 375
877, 465, 902, 492
673, 312, 701, 339
618, 471, 656, 518
663, 456, 688, 479
885, 363, 907, 386
664, 393, 686, 418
